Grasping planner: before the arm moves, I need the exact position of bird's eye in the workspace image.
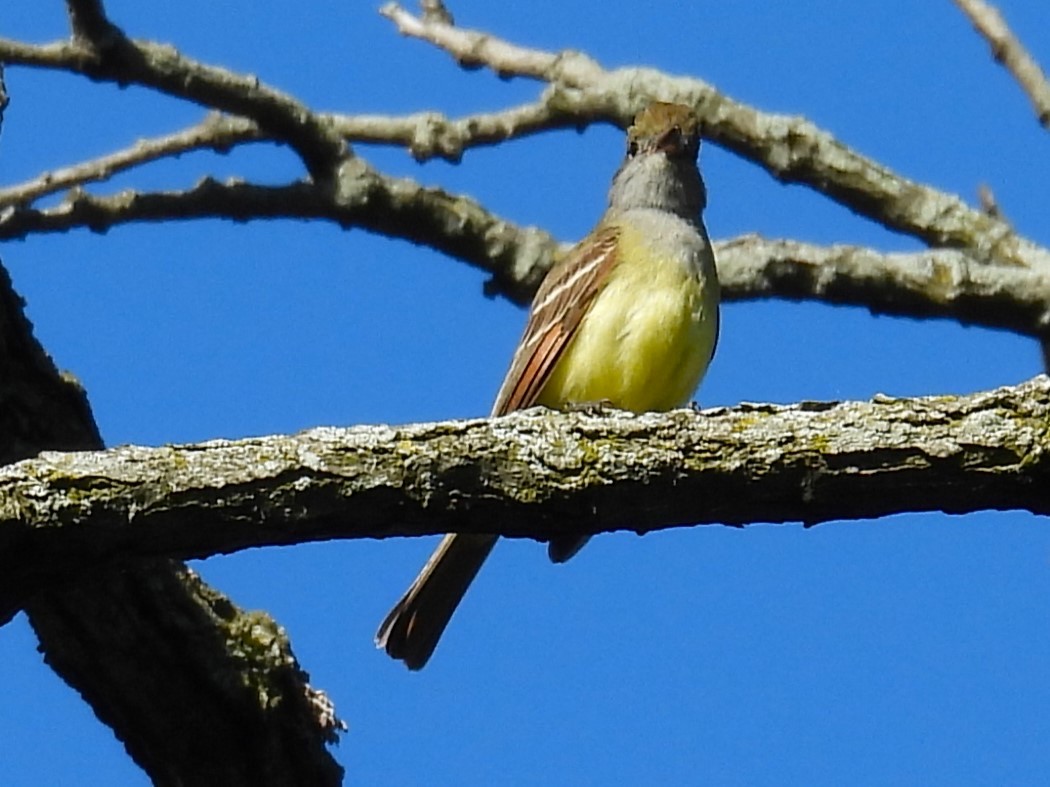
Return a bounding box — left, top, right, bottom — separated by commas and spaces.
627, 140, 639, 157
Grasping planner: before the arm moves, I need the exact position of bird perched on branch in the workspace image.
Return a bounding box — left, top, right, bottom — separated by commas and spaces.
377, 101, 721, 669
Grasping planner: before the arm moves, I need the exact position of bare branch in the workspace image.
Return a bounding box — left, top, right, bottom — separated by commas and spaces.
0, 256, 343, 783
0, 34, 346, 181
381, 2, 604, 82
716, 235, 1050, 336
26, 562, 345, 785
380, 4, 1050, 270
954, 0, 1050, 130
0, 169, 560, 305
5, 172, 1050, 337
66, 0, 121, 46
0, 114, 262, 207
6, 8, 1050, 295
3, 375, 1049, 618
335, 92, 588, 162
0, 96, 586, 209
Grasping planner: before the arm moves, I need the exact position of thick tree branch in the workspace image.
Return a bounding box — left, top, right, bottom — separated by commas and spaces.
380, 4, 1050, 270
3, 375, 1049, 619
953, 0, 1050, 130
28, 561, 345, 785
0, 257, 343, 783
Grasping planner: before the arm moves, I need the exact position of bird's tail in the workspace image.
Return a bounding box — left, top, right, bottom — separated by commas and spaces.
376, 533, 497, 670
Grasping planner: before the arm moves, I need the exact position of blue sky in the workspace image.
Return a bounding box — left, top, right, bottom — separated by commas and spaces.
3, 1, 1050, 784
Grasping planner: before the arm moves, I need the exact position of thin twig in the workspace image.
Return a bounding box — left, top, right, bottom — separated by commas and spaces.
954, 0, 1050, 129
0, 114, 261, 207
381, 2, 604, 82
332, 91, 590, 161
419, 0, 454, 25
0, 35, 347, 181
0, 95, 596, 208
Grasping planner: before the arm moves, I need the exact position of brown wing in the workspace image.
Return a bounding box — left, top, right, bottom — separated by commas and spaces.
492, 224, 621, 416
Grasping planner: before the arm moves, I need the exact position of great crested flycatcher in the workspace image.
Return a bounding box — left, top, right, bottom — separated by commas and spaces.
376, 101, 720, 669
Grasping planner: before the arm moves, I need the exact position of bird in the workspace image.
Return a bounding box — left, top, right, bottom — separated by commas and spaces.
376, 101, 721, 669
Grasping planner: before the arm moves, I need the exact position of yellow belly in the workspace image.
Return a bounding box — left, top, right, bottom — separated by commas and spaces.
536, 218, 718, 413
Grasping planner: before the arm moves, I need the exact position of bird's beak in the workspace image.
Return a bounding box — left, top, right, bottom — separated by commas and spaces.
654, 127, 684, 156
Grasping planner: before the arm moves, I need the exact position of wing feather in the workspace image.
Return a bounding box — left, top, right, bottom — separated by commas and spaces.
492, 225, 621, 416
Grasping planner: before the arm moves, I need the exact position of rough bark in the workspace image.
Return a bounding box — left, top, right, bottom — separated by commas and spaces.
0, 260, 343, 786
3, 375, 1048, 622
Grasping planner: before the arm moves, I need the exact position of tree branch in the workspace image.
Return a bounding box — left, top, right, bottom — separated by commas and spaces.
4, 173, 1050, 336
4, 7, 1050, 336
380, 3, 1050, 270
0, 255, 343, 783
953, 0, 1050, 130
0, 171, 560, 304
28, 561, 345, 785
65, 0, 122, 47
0, 95, 581, 209
0, 113, 263, 208
0, 30, 346, 182
716, 235, 1050, 336
7, 6, 1047, 272
339, 92, 587, 162
3, 375, 1048, 619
